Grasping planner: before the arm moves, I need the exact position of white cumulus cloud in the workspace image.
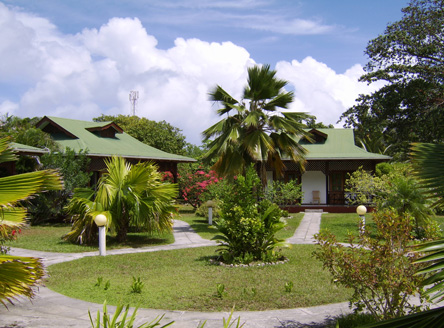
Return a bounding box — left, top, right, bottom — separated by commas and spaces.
276, 57, 385, 126
0, 3, 381, 146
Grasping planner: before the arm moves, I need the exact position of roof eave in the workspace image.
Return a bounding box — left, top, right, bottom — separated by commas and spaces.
86, 153, 196, 163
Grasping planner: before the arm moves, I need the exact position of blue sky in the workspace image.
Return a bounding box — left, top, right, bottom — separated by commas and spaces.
0, 0, 408, 145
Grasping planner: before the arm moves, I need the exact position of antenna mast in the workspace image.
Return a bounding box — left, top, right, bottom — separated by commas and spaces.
129, 91, 139, 116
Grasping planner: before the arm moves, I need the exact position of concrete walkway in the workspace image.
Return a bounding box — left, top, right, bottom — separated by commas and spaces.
286, 211, 321, 245
0, 213, 351, 328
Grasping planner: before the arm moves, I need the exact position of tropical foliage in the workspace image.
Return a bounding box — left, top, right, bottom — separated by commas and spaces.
264, 179, 303, 206
213, 166, 290, 264
411, 143, 444, 299
178, 167, 221, 208
0, 137, 63, 306
25, 148, 91, 225
345, 164, 438, 239
202, 64, 308, 185
314, 209, 428, 321
64, 156, 177, 244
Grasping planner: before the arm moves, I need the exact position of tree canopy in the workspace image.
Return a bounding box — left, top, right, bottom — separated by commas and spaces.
340, 0, 444, 159
94, 114, 188, 156
0, 115, 59, 151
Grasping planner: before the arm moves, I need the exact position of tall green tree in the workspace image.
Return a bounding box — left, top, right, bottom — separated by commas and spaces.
64, 156, 177, 244
94, 115, 188, 155
0, 137, 63, 306
202, 64, 308, 184
340, 0, 444, 159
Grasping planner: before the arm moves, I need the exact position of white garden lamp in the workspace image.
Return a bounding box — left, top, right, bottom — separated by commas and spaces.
94, 214, 107, 256
206, 200, 215, 225
356, 205, 367, 235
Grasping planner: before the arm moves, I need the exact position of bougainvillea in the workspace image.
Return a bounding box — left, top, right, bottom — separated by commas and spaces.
161, 171, 175, 184
179, 168, 221, 208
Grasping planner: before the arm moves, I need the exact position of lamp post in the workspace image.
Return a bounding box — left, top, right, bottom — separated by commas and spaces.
206, 200, 215, 225
94, 214, 107, 256
356, 205, 367, 235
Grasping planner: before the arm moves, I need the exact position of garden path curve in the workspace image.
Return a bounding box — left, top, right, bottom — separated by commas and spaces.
0, 213, 352, 328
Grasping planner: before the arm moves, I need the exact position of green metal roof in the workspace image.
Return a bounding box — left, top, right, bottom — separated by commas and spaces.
36, 116, 195, 163
297, 128, 391, 161
11, 142, 48, 155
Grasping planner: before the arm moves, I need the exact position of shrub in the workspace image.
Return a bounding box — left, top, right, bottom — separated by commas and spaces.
178, 168, 221, 208
346, 164, 438, 240
314, 208, 429, 321
213, 166, 290, 264
196, 200, 221, 219
264, 179, 303, 206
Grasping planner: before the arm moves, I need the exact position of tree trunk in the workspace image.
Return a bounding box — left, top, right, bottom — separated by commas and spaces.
116, 215, 129, 243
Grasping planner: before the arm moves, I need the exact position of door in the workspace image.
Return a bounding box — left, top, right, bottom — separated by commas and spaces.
329, 172, 344, 204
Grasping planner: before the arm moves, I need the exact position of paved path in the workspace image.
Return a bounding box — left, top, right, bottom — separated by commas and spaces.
0, 213, 351, 328
286, 211, 321, 245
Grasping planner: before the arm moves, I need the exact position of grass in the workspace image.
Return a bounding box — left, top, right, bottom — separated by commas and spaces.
177, 212, 304, 240
322, 214, 444, 242
177, 213, 220, 240
320, 213, 376, 242
5, 224, 174, 253
47, 245, 351, 311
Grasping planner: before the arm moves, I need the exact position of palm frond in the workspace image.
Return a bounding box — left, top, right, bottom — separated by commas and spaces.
0, 255, 44, 307
411, 143, 444, 208
0, 169, 63, 206
0, 138, 18, 164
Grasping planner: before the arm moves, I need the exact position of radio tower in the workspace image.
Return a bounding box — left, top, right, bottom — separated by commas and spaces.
129, 91, 139, 116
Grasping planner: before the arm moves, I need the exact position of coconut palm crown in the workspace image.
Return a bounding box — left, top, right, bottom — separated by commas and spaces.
202, 64, 309, 184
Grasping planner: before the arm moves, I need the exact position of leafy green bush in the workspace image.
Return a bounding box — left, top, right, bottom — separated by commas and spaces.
314, 208, 429, 321
346, 164, 438, 240
195, 200, 221, 219
264, 179, 303, 206
213, 166, 290, 264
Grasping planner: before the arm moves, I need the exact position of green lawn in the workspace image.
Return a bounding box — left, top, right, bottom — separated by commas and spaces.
47, 245, 350, 311
178, 213, 304, 240
320, 213, 376, 242
321, 213, 444, 242
5, 225, 174, 253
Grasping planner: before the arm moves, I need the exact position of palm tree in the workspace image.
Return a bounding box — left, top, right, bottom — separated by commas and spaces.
64, 156, 177, 244
202, 64, 308, 185
0, 137, 63, 306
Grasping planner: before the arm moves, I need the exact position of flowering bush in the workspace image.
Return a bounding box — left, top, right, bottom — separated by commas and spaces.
179, 168, 221, 208
161, 171, 175, 183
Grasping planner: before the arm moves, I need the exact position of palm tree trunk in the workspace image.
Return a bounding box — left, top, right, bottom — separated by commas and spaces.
259, 161, 268, 190
116, 215, 129, 243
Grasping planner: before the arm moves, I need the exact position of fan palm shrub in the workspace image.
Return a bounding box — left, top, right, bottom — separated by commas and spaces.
64, 156, 177, 244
